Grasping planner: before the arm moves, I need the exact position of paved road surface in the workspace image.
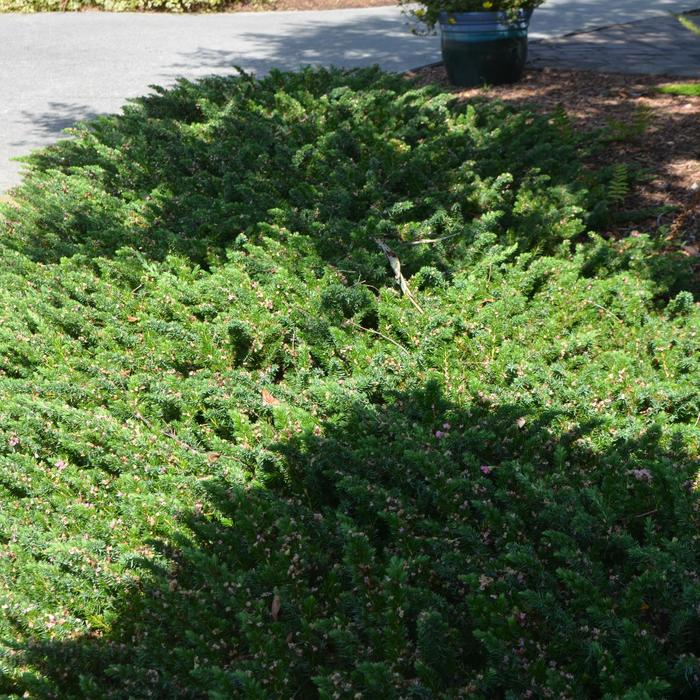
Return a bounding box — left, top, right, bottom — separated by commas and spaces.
530, 11, 700, 76
0, 0, 698, 190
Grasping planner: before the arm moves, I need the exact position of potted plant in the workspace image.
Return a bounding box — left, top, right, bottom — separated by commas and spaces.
404, 0, 545, 88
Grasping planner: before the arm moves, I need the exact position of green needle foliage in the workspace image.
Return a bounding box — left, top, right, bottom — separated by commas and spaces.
0, 67, 697, 699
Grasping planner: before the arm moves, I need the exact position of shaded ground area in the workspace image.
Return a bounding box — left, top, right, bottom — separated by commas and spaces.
10, 385, 700, 698
409, 65, 700, 249
527, 0, 700, 39
529, 11, 700, 77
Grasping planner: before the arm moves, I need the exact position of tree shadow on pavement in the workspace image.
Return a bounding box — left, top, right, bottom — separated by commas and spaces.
529, 0, 700, 39
10, 103, 101, 148
165, 14, 437, 78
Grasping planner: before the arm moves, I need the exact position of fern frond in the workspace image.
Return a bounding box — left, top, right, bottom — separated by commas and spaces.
608, 163, 630, 205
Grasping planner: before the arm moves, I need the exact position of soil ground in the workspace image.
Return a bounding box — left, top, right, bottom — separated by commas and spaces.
264, 0, 389, 10
73, 0, 393, 10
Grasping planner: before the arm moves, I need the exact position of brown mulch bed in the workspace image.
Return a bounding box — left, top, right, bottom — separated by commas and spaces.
407, 64, 700, 249
74, 0, 392, 10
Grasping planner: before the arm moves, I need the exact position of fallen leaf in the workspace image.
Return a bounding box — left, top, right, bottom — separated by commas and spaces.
271, 593, 281, 621
262, 389, 281, 407
207, 452, 221, 463
127, 316, 139, 323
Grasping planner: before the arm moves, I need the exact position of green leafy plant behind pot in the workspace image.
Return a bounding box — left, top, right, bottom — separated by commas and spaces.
401, 0, 545, 34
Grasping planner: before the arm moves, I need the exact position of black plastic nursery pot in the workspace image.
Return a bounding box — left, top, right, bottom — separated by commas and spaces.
439, 10, 532, 88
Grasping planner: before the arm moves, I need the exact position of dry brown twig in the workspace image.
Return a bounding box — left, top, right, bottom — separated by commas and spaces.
345, 319, 411, 354
375, 238, 424, 314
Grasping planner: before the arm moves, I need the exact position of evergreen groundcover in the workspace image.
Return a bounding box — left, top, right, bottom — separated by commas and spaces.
0, 67, 698, 699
